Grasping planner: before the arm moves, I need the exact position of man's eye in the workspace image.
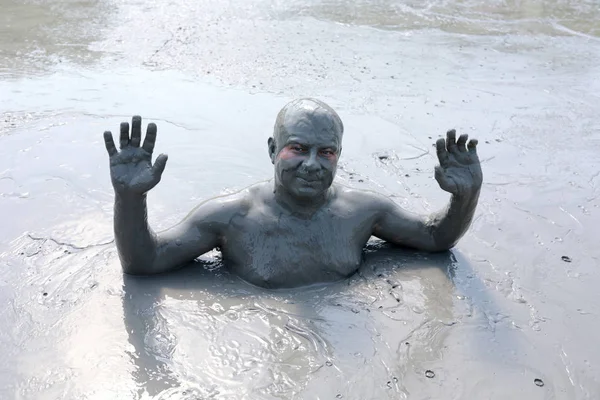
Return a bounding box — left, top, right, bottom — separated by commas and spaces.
320, 150, 334, 156
292, 145, 305, 152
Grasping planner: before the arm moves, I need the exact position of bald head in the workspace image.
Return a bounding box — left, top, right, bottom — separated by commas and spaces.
268, 98, 343, 199
272, 98, 344, 149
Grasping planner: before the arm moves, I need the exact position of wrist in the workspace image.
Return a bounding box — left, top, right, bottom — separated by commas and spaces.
452, 186, 481, 201
115, 190, 147, 203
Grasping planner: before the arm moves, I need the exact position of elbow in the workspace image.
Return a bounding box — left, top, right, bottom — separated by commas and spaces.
121, 262, 153, 276
122, 266, 151, 276
119, 254, 159, 276
425, 237, 458, 253
120, 256, 179, 276
427, 227, 461, 252
427, 243, 455, 253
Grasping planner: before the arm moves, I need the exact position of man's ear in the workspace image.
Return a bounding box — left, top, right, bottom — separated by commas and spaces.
268, 137, 276, 164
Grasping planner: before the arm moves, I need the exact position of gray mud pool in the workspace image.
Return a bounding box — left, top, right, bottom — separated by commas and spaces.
1, 0, 599, 398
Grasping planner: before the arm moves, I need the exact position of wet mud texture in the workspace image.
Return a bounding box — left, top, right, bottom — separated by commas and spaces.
1, 0, 600, 398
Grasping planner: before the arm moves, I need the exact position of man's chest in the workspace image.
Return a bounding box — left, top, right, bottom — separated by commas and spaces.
220, 210, 375, 287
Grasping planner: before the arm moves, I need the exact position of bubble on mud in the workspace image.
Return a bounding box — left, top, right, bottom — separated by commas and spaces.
561, 256, 572, 263
225, 310, 239, 321
425, 370, 435, 378
534, 378, 544, 387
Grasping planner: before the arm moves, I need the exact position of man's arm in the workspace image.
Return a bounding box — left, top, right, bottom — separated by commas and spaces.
114, 194, 227, 275
372, 130, 482, 252
372, 190, 480, 252
104, 116, 229, 275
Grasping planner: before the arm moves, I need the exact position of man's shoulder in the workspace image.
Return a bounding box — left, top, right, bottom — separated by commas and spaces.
332, 183, 394, 212
188, 181, 269, 224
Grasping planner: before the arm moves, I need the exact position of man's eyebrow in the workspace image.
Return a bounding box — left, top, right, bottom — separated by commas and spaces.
285, 140, 339, 148
284, 137, 339, 149
285, 140, 308, 146
318, 146, 338, 153
285, 137, 307, 144
319, 141, 339, 149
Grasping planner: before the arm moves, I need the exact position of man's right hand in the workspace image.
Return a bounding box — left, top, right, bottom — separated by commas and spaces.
103, 115, 168, 195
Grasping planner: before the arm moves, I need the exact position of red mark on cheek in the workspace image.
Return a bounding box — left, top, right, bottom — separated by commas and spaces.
277, 146, 304, 161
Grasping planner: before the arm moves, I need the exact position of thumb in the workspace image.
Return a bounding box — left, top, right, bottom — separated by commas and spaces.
434, 165, 452, 192
152, 153, 168, 178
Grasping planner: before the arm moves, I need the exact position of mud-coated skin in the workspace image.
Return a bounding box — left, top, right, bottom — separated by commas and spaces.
103, 98, 483, 288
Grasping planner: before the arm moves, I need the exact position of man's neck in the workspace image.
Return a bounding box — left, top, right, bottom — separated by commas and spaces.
272, 183, 332, 219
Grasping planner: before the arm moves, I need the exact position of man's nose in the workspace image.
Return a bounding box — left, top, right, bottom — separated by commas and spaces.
302, 151, 321, 172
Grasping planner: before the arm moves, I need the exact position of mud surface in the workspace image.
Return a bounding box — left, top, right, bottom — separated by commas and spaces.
1, 0, 599, 398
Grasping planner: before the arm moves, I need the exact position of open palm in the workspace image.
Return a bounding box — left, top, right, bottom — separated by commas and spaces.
103, 116, 168, 195
434, 129, 483, 196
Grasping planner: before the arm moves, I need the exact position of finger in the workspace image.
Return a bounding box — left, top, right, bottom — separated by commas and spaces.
152, 153, 168, 178
142, 122, 157, 153
456, 134, 468, 152
446, 129, 457, 153
436, 138, 450, 166
120, 122, 130, 149
467, 138, 479, 153
131, 115, 142, 147
103, 131, 118, 156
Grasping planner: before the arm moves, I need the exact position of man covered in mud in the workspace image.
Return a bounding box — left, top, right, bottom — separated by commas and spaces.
103, 98, 483, 288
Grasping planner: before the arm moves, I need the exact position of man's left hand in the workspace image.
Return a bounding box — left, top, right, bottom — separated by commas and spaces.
434, 129, 483, 196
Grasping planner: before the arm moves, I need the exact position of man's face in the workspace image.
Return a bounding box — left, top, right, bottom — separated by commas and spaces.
271, 118, 341, 200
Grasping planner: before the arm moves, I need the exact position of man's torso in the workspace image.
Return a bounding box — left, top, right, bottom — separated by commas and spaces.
217, 183, 380, 287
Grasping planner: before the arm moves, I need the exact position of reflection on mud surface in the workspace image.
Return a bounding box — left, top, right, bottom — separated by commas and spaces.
122, 244, 458, 399
4, 231, 476, 398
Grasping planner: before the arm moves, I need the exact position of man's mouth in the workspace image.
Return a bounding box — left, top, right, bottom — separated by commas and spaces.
296, 176, 321, 183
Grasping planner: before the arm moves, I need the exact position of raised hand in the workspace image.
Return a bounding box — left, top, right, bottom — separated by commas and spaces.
103, 116, 168, 195
434, 130, 483, 196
